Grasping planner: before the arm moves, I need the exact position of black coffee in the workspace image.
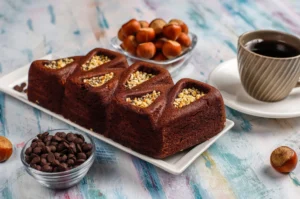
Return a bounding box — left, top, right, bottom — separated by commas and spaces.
245, 40, 300, 58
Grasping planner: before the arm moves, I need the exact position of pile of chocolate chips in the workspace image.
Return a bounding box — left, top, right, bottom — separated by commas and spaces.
24, 131, 93, 172
13, 82, 27, 93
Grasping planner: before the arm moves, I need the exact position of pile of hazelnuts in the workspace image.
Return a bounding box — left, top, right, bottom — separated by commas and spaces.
118, 18, 191, 61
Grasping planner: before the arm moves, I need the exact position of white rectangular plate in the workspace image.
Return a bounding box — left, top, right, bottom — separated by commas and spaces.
0, 55, 234, 175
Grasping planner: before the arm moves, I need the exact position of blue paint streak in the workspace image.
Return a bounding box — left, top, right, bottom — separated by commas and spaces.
132, 158, 166, 199
96, 6, 109, 29
33, 108, 41, 132
0, 93, 6, 136
203, 155, 212, 169
226, 107, 252, 132
27, 18, 33, 31
200, 72, 204, 76
0, 29, 5, 34
22, 49, 33, 62
135, 7, 143, 14
1, 186, 12, 199
224, 40, 237, 53
289, 173, 300, 186
221, 1, 256, 29
94, 139, 116, 163
47, 5, 56, 24
188, 8, 208, 29
0, 63, 2, 73
73, 30, 80, 35
190, 181, 203, 199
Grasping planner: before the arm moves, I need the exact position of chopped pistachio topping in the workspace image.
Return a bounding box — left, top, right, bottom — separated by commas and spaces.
173, 88, 205, 108
125, 71, 155, 89
126, 91, 160, 108
44, 58, 74, 69
83, 72, 114, 87
82, 55, 111, 71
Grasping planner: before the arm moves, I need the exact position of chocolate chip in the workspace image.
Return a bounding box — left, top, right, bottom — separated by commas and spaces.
82, 143, 93, 152
25, 147, 32, 155
63, 142, 70, 149
69, 142, 77, 153
57, 143, 65, 152
20, 82, 26, 89
31, 142, 37, 148
42, 165, 52, 172
23, 89, 28, 93
52, 135, 62, 142
54, 152, 60, 159
60, 154, 67, 162
50, 145, 56, 152
66, 133, 76, 142
42, 132, 49, 138
51, 141, 58, 146
33, 147, 42, 155
40, 158, 47, 166
68, 154, 76, 160
13, 85, 22, 92
76, 144, 82, 152
75, 159, 85, 165
67, 159, 75, 165
77, 153, 86, 160
56, 132, 66, 138
74, 138, 83, 144
46, 146, 52, 153
31, 156, 40, 164
25, 156, 31, 164
35, 165, 41, 171
47, 152, 55, 164
76, 134, 85, 142
41, 153, 48, 159
86, 150, 92, 158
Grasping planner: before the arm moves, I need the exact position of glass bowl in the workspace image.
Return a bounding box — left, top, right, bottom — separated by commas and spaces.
110, 32, 198, 76
20, 129, 95, 190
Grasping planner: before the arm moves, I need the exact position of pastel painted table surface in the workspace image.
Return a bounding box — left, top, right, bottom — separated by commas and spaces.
0, 0, 300, 199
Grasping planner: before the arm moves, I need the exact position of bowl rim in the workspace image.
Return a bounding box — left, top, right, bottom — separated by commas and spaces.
20, 129, 96, 176
110, 32, 198, 65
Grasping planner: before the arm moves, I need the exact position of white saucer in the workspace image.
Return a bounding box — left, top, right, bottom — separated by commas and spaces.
208, 58, 300, 118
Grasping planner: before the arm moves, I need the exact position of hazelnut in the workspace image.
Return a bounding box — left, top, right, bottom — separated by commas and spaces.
136, 28, 156, 43
136, 42, 156, 59
270, 146, 298, 173
121, 35, 138, 55
176, 33, 191, 47
169, 19, 189, 34
0, 136, 13, 163
162, 24, 182, 40
154, 38, 167, 50
122, 19, 141, 37
139, 20, 149, 28
117, 28, 126, 41
162, 40, 182, 59
153, 52, 167, 61
149, 18, 167, 35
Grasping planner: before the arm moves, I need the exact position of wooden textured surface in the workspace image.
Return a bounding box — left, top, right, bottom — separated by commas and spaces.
0, 0, 300, 198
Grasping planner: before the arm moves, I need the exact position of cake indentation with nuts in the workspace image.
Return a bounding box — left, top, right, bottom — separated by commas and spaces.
125, 71, 155, 89
44, 58, 74, 69
82, 55, 111, 71
83, 72, 114, 87
173, 88, 205, 108
126, 90, 160, 108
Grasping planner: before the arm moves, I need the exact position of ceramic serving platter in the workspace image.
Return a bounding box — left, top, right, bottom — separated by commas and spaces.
0, 55, 234, 175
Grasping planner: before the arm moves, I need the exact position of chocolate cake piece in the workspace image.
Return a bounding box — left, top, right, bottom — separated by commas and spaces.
108, 62, 174, 156
156, 78, 226, 158
27, 56, 82, 113
62, 48, 129, 134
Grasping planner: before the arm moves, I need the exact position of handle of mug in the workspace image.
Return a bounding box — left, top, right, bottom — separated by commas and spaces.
296, 79, 300, 88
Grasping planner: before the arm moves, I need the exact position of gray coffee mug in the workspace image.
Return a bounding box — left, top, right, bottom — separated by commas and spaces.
237, 30, 300, 102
